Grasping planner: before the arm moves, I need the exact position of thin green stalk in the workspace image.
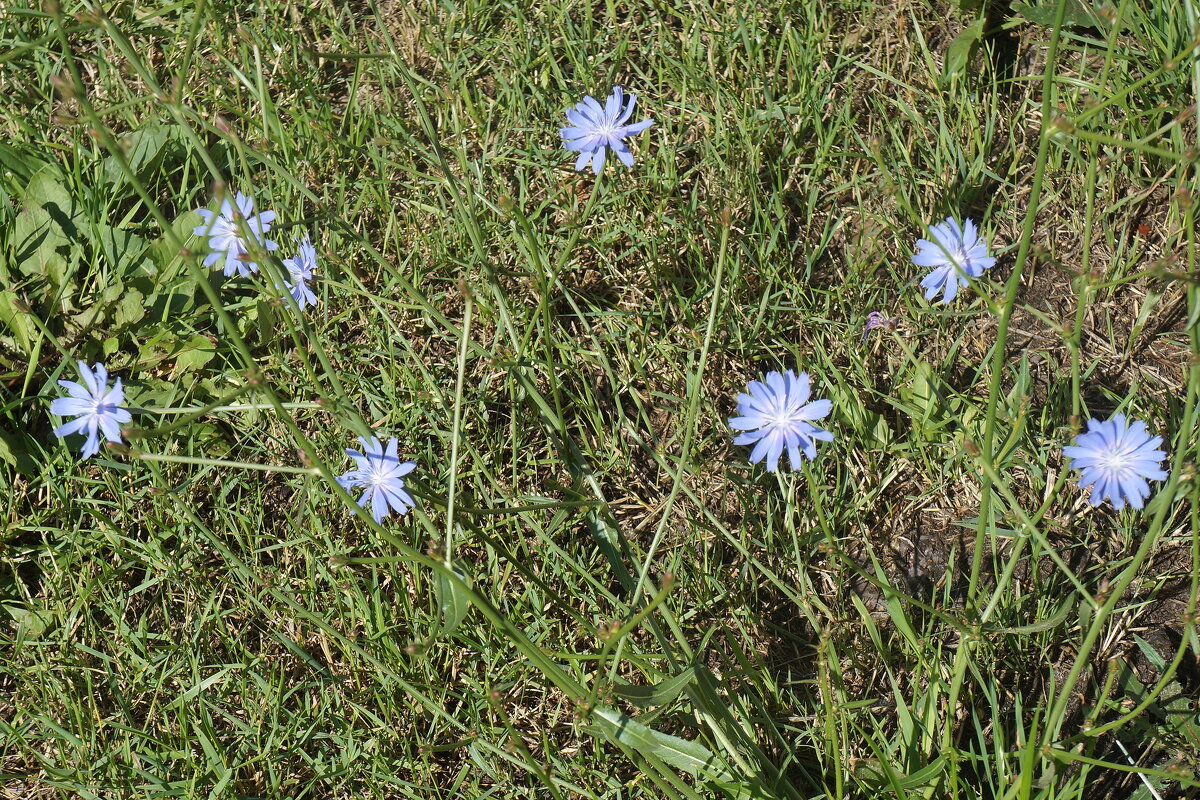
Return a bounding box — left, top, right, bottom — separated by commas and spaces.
970, 0, 1071, 608
125, 387, 251, 439
91, 11, 365, 435
1068, 147, 1100, 422
139, 459, 592, 797
782, 471, 835, 625
605, 578, 675, 644
590, 213, 785, 793
1078, 596, 1197, 740
50, 22, 279, 407
1064, 129, 1193, 163
972, 456, 1096, 616
129, 451, 321, 475
445, 289, 473, 564
944, 0, 1073, 772
50, 7, 590, 708
880, 329, 1089, 622
627, 213, 731, 609
139, 402, 322, 415
1042, 188, 1200, 748
1070, 35, 1200, 130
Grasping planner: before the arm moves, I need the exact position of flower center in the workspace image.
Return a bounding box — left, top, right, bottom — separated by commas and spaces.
949, 248, 968, 271
1101, 446, 1130, 474
595, 120, 619, 138
770, 406, 797, 429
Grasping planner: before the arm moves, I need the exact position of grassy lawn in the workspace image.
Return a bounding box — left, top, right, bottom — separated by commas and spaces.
2, 0, 1198, 797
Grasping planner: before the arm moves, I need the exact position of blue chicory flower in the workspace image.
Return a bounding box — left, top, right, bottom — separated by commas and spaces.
560, 86, 654, 175
49, 361, 133, 458
729, 369, 834, 472
913, 217, 996, 304
193, 190, 279, 278
281, 234, 318, 310
336, 436, 416, 523
1063, 413, 1168, 510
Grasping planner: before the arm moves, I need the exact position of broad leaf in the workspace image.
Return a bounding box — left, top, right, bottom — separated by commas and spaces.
102, 125, 173, 190
114, 287, 147, 328
1012, 0, 1105, 29
0, 290, 35, 354
88, 223, 152, 275
590, 707, 733, 782
434, 561, 470, 635
4, 603, 56, 636
588, 511, 634, 592
613, 666, 696, 708
12, 206, 70, 287
172, 333, 216, 376
945, 18, 985, 79
22, 166, 82, 240
0, 142, 51, 184
149, 210, 204, 275
0, 428, 38, 474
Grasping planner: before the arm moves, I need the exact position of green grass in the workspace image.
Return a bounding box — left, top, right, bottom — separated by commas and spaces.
2, 0, 1199, 797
